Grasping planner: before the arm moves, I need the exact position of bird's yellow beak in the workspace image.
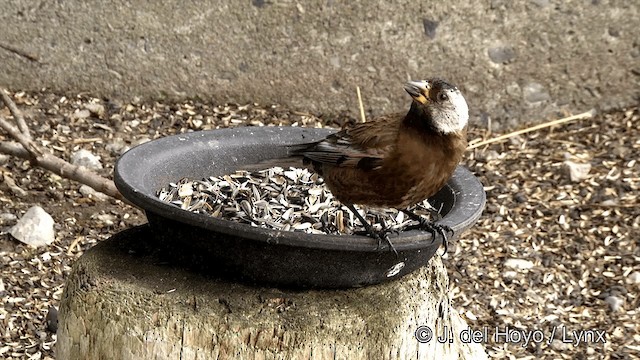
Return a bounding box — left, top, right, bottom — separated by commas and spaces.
404, 80, 431, 104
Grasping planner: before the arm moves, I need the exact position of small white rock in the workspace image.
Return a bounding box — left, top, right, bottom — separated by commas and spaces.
504, 258, 534, 270
71, 149, 103, 170
72, 109, 91, 120
604, 296, 624, 312
627, 271, 640, 285
95, 214, 117, 226
564, 160, 591, 182
84, 103, 105, 117
10, 206, 55, 247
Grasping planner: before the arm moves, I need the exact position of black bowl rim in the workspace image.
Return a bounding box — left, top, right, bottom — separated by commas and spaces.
114, 126, 485, 252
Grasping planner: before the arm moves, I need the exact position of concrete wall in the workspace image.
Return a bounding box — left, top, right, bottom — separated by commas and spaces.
1, 0, 638, 128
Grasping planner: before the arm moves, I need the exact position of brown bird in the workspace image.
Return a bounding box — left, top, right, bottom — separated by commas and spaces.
284, 78, 469, 253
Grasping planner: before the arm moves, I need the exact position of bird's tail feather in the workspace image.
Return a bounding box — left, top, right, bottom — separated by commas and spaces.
286, 143, 315, 155
241, 143, 314, 171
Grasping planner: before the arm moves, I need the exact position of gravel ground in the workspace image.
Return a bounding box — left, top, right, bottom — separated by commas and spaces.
0, 90, 638, 359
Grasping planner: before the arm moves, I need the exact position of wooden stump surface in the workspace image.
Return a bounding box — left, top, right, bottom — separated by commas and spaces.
57, 225, 487, 360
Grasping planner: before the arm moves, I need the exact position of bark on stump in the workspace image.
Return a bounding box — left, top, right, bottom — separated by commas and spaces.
57, 226, 487, 359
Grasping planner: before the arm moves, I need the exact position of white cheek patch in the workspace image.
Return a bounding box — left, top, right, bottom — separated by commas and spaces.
436, 90, 469, 134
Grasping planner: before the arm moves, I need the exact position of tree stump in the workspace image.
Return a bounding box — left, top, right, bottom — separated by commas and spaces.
57, 226, 487, 359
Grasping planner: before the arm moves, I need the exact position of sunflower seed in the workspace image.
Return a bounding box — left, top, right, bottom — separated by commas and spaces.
157, 167, 438, 236
178, 182, 194, 197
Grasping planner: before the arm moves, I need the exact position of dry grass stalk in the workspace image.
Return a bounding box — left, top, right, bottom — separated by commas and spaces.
467, 109, 596, 149
356, 85, 366, 123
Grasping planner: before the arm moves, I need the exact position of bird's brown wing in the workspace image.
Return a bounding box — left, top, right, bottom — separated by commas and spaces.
300, 113, 403, 170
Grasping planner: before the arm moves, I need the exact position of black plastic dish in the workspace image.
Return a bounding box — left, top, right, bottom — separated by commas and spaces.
114, 126, 485, 288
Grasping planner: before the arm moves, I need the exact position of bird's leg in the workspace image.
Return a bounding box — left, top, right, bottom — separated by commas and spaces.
401, 209, 453, 254
345, 204, 398, 255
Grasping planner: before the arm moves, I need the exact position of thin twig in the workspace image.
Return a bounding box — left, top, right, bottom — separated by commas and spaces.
0, 91, 136, 208
356, 86, 366, 123
1, 89, 32, 140
0, 115, 41, 158
467, 109, 596, 150
0, 141, 135, 207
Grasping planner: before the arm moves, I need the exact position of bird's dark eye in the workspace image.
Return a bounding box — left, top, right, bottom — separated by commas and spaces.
437, 92, 449, 102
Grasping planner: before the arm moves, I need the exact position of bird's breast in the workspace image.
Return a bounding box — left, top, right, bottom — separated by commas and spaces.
320, 131, 465, 208
321, 156, 456, 208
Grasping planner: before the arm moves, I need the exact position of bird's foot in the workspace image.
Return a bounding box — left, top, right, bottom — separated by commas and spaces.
354, 217, 399, 255
404, 215, 453, 254
355, 227, 398, 255
346, 204, 399, 255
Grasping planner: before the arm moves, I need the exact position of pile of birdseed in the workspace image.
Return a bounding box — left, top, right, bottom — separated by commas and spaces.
157, 167, 439, 235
